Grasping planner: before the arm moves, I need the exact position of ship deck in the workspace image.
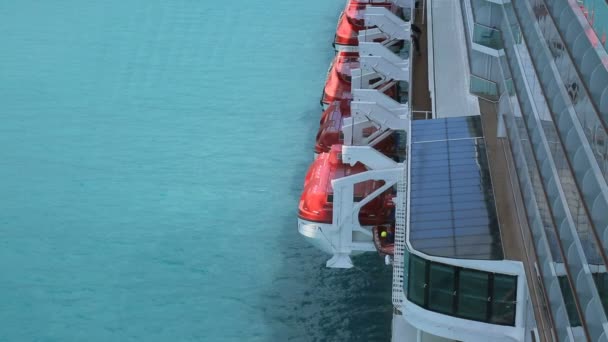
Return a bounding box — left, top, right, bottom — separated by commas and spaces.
409, 116, 504, 259
411, 3, 432, 119
408, 0, 525, 262
429, 0, 480, 118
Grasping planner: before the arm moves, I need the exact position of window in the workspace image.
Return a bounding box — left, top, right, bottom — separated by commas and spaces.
368, 77, 382, 86
408, 255, 427, 306
405, 252, 518, 326
428, 263, 456, 314
458, 269, 489, 321
594, 273, 608, 317
557, 276, 580, 326
491, 274, 517, 325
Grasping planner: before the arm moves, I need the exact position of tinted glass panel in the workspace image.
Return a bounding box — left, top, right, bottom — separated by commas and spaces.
428, 263, 456, 314
457, 269, 489, 321
594, 273, 608, 315
559, 276, 581, 327
408, 255, 427, 306
491, 274, 517, 325
409, 117, 502, 260
404, 251, 517, 326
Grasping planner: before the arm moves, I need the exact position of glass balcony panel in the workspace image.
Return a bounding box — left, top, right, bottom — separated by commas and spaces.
594, 273, 608, 314
457, 269, 489, 321
559, 275, 582, 326
473, 23, 504, 50
408, 255, 427, 306
428, 263, 456, 315
491, 274, 517, 325
470, 75, 499, 101
405, 251, 518, 326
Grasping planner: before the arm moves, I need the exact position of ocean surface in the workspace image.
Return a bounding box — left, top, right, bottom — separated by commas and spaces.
0, 1, 393, 341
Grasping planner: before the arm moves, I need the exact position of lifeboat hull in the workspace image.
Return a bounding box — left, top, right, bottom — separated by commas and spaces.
298, 220, 336, 254
298, 218, 373, 256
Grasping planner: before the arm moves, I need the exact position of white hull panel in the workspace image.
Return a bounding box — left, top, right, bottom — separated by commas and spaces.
297, 220, 335, 255
297, 218, 375, 257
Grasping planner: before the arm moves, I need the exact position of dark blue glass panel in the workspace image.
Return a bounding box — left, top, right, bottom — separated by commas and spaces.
410, 202, 453, 214
408, 116, 502, 260
411, 219, 455, 230
410, 181, 452, 192
411, 211, 453, 222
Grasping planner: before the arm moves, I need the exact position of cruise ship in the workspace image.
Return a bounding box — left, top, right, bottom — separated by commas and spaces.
298, 0, 608, 341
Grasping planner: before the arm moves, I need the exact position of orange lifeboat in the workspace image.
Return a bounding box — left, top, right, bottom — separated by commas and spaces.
298, 144, 394, 225
315, 101, 397, 155
321, 52, 397, 108
334, 0, 402, 51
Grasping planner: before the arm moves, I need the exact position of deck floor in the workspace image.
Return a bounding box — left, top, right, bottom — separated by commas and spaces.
429, 0, 479, 118
479, 99, 554, 341
479, 100, 520, 261
411, 4, 432, 117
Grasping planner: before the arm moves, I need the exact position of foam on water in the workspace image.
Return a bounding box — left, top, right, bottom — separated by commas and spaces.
0, 1, 392, 341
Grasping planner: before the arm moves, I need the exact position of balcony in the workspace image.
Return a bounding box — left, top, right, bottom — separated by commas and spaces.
470, 74, 499, 101
461, 0, 505, 57
472, 23, 504, 56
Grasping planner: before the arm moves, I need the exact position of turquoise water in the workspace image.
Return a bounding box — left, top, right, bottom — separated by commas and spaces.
0, 1, 392, 341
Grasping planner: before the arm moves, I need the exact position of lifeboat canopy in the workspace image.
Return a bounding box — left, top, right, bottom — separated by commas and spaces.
334, 0, 400, 50
322, 53, 396, 108
298, 145, 393, 225
315, 101, 398, 155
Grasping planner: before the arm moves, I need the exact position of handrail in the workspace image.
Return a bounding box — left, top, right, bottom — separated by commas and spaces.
391, 167, 407, 310
469, 73, 498, 86
411, 110, 432, 119
473, 21, 500, 31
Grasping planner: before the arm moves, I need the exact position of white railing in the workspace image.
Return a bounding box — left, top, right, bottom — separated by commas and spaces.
359, 42, 410, 81
391, 165, 407, 309
391, 0, 413, 310
364, 6, 411, 41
